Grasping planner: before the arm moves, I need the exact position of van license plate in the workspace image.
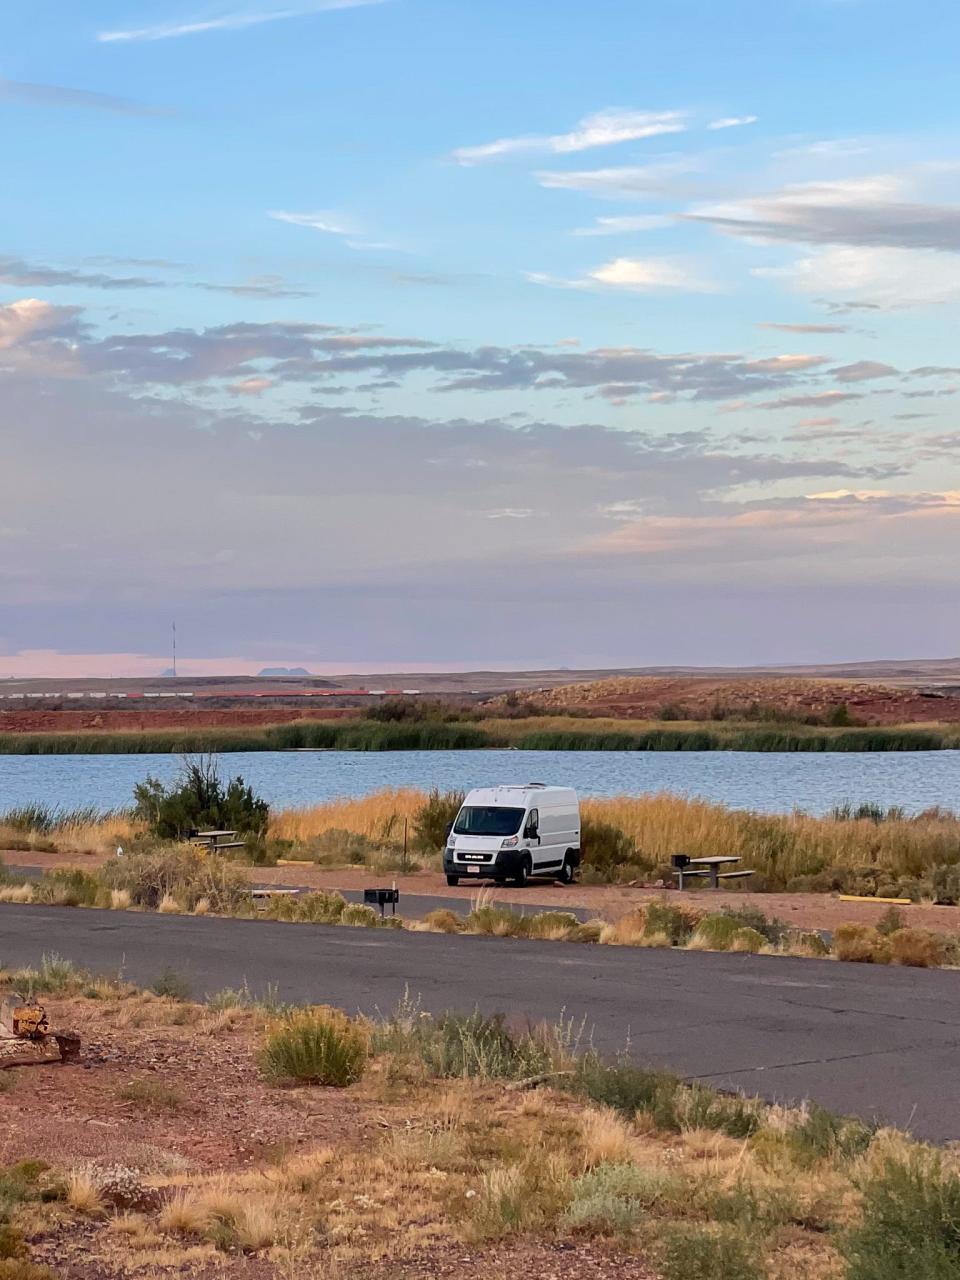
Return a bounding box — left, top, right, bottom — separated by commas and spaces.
467, 866, 480, 874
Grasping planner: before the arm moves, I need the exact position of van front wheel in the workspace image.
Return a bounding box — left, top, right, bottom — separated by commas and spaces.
557, 855, 575, 885
446, 875, 460, 887
513, 856, 532, 887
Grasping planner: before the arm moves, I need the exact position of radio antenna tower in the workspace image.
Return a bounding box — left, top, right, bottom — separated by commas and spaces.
172, 621, 177, 678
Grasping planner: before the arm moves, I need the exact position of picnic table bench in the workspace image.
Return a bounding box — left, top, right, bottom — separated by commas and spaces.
189, 829, 247, 853
671, 853, 755, 890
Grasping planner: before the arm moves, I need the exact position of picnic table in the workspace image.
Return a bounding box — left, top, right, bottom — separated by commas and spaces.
671, 853, 755, 890
189, 829, 246, 853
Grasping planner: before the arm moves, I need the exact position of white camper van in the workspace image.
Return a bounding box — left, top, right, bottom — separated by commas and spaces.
443, 784, 581, 887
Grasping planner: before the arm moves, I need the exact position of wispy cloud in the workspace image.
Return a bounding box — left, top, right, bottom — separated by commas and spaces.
268, 210, 355, 236
758, 321, 851, 334
528, 256, 715, 294
537, 155, 703, 199
98, 0, 383, 44
452, 109, 686, 165
0, 255, 162, 290
0, 77, 169, 116
572, 214, 671, 236
707, 115, 758, 130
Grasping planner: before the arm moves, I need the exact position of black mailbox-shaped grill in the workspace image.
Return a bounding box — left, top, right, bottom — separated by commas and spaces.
671, 854, 691, 869
364, 888, 400, 917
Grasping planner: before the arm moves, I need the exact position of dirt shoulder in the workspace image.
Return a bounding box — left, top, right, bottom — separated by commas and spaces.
8, 848, 960, 933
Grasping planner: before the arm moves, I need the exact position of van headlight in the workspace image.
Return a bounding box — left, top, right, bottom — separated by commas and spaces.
501, 836, 519, 848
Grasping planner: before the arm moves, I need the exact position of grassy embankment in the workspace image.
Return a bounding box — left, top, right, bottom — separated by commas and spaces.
4, 788, 960, 898
1, 955, 959, 1280
0, 714, 957, 754
1, 847, 956, 969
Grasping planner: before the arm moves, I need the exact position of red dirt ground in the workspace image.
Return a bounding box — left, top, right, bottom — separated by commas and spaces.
0, 708, 355, 733
536, 676, 960, 725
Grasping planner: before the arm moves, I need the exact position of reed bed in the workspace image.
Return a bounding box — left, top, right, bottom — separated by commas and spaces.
265, 788, 960, 888
268, 788, 424, 845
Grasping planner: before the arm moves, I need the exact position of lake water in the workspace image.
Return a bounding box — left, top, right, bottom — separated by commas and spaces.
0, 749, 957, 816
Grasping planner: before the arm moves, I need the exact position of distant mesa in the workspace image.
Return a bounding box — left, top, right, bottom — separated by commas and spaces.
257, 666, 312, 677
159, 668, 177, 677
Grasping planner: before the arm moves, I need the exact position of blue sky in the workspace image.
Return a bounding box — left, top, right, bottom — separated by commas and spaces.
2, 0, 959, 673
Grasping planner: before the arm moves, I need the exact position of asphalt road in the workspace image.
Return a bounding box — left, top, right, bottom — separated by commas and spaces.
2, 902, 958, 1142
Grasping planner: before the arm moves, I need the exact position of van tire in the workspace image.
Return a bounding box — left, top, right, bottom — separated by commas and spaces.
446, 875, 460, 887
513, 856, 532, 887
557, 854, 575, 885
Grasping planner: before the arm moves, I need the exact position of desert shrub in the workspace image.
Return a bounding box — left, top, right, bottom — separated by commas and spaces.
413, 788, 464, 852
133, 756, 268, 841
100, 847, 251, 914
833, 923, 891, 964
580, 817, 638, 874
888, 927, 944, 968
690, 914, 742, 951
150, 968, 191, 1001
526, 911, 582, 940
383, 1008, 556, 1081
259, 1008, 367, 1086
573, 1057, 682, 1130
843, 1154, 960, 1279
786, 930, 831, 957
680, 1085, 763, 1138
876, 907, 906, 936
340, 903, 380, 928
466, 905, 528, 937
423, 908, 463, 933
261, 890, 347, 923
468, 1150, 570, 1238
0, 1262, 58, 1280
117, 1079, 184, 1111
0, 1229, 24, 1262
307, 828, 378, 865
717, 905, 788, 945
931, 864, 960, 906
787, 1103, 875, 1167
644, 899, 700, 945
32, 868, 100, 908
730, 927, 766, 954
565, 1162, 682, 1233
660, 1223, 763, 1280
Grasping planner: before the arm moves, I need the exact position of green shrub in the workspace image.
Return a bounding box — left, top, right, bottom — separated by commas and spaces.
259, 1009, 367, 1086
150, 968, 191, 1001
307, 828, 378, 865
133, 757, 269, 841
644, 900, 700, 945
681, 1085, 763, 1138
843, 1154, 960, 1280
580, 818, 637, 874
466, 905, 528, 936
573, 1057, 682, 1130
876, 907, 906, 936
261, 890, 347, 923
32, 868, 100, 908
931, 864, 960, 906
661, 1224, 763, 1280
690, 914, 742, 951
525, 911, 582, 940
565, 1162, 682, 1233
381, 1008, 557, 1081
412, 788, 464, 852
787, 1103, 875, 1167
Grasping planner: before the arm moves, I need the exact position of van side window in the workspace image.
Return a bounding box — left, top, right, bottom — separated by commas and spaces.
526, 809, 539, 835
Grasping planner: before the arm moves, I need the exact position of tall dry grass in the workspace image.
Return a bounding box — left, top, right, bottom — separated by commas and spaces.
0, 813, 141, 856
266, 788, 960, 886
268, 788, 423, 845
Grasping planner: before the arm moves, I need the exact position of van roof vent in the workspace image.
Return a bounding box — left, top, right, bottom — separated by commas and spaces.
526, 781, 547, 788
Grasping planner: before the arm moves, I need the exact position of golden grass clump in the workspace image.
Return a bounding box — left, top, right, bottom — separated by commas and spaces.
268, 789, 423, 844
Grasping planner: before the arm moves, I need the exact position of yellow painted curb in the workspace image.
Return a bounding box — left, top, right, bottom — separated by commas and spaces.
838, 894, 911, 905
277, 859, 314, 866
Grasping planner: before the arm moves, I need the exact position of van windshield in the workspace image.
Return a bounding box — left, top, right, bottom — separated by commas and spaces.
453, 806, 525, 837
